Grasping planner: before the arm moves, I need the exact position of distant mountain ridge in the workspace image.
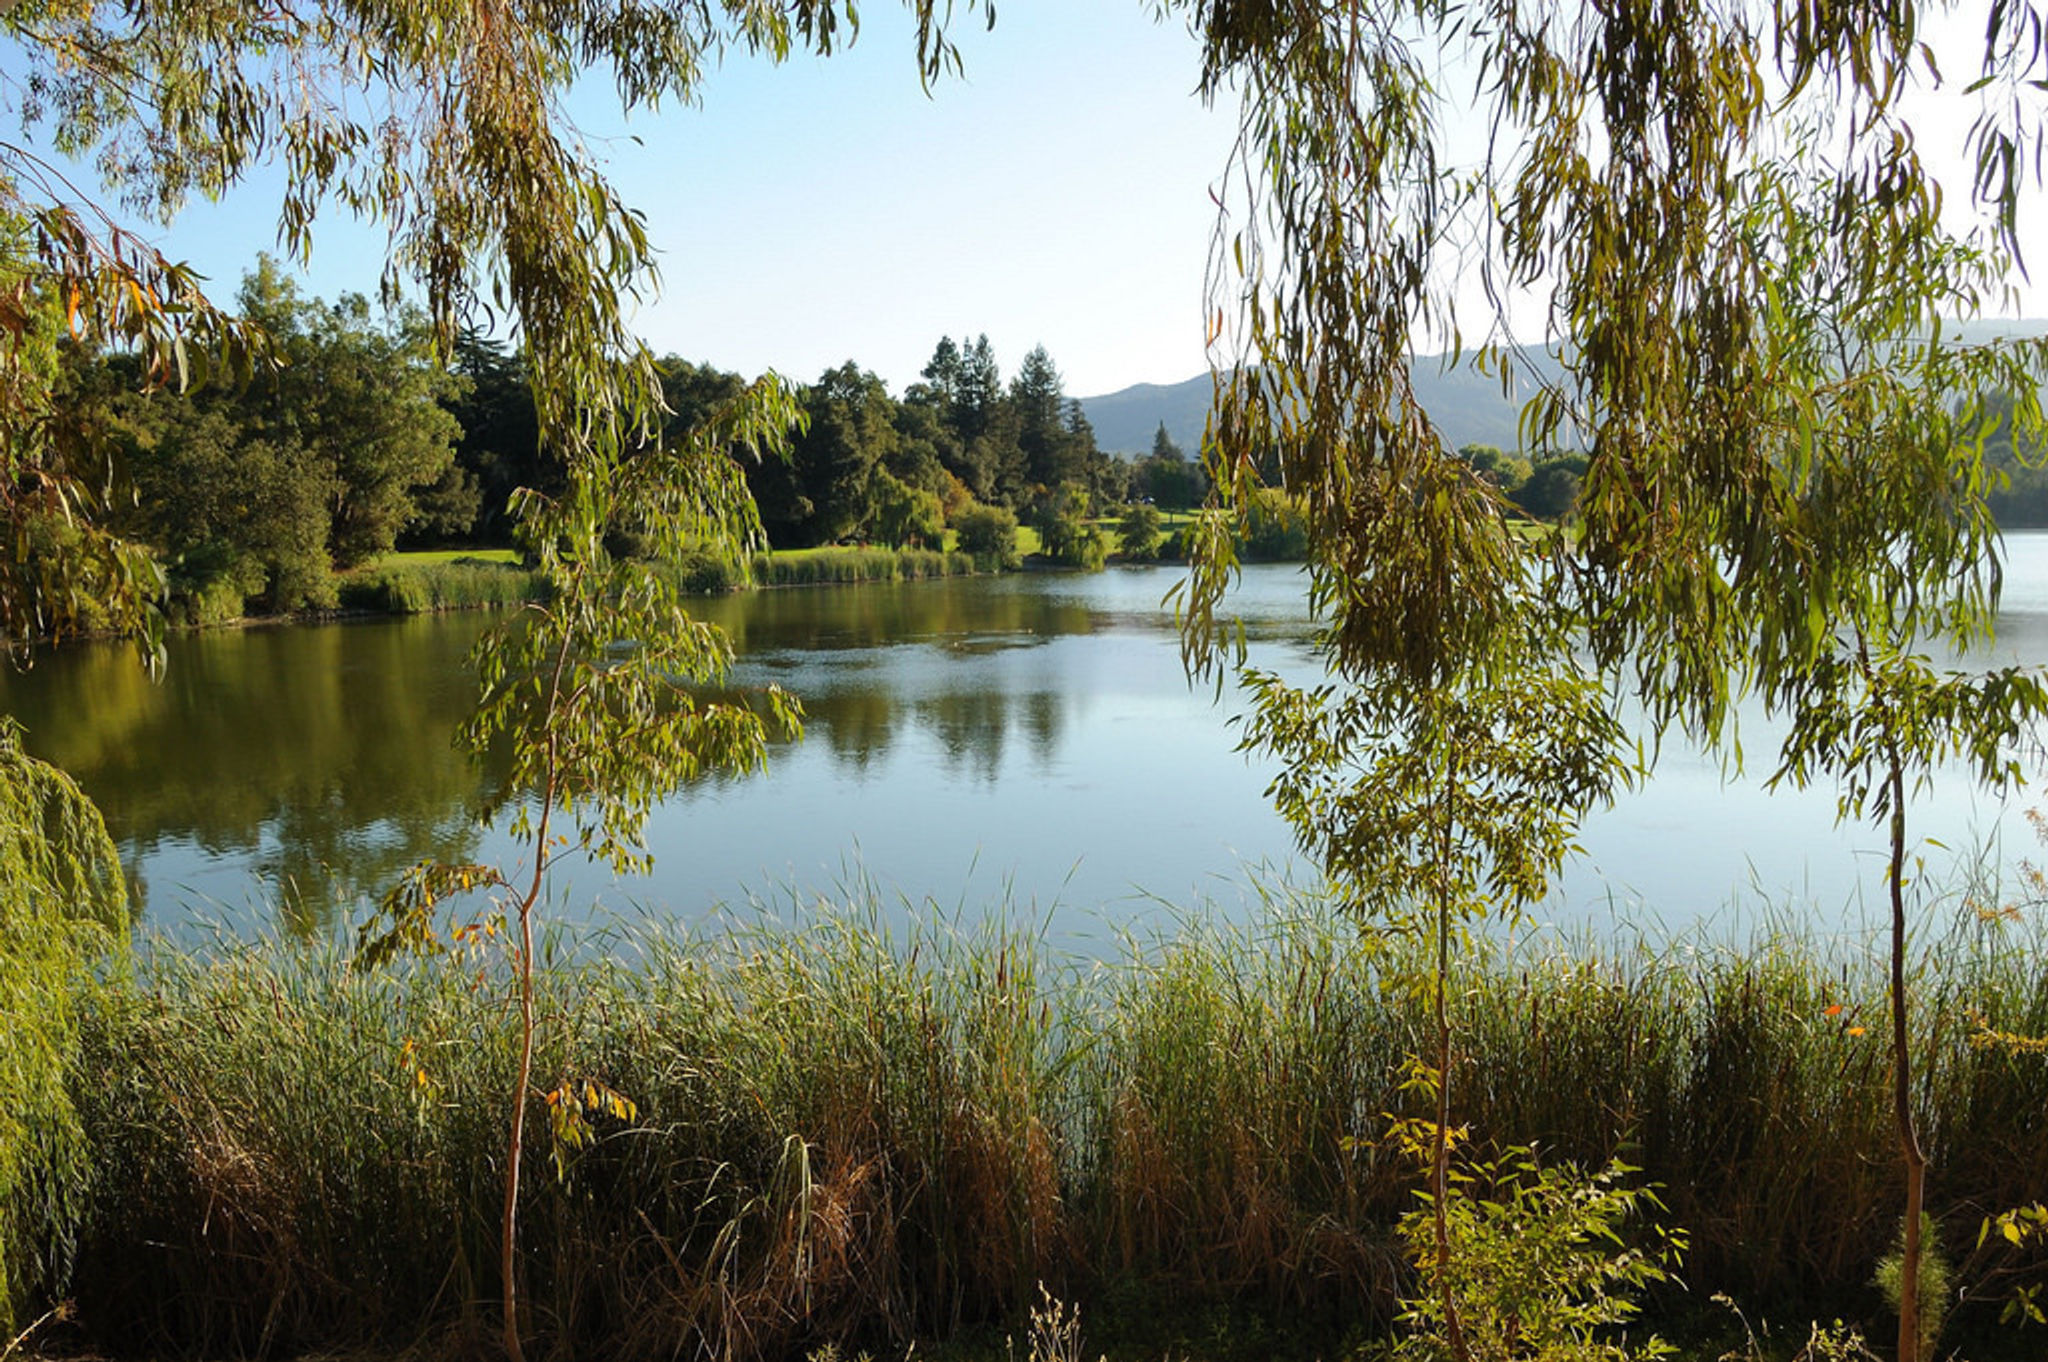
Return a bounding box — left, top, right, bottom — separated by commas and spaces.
1077, 345, 1564, 457
1078, 320, 2048, 457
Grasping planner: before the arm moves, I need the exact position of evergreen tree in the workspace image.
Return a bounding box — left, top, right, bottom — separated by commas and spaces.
1011, 344, 1072, 490
956, 334, 1003, 445
920, 335, 963, 406
1153, 421, 1182, 461
1064, 397, 1110, 503
1136, 423, 1201, 510
979, 397, 1028, 508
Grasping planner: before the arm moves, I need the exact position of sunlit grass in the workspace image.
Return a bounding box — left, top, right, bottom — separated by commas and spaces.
751, 546, 979, 587
372, 547, 523, 567
338, 557, 546, 612
42, 884, 2048, 1360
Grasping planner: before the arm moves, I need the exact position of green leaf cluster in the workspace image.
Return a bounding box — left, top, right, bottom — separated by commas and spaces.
65, 258, 466, 616
1396, 1152, 1684, 1362
0, 719, 125, 1333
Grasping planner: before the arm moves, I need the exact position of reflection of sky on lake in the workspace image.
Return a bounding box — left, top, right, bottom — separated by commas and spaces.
1562, 531, 2048, 945
630, 568, 1314, 954
10, 539, 2048, 950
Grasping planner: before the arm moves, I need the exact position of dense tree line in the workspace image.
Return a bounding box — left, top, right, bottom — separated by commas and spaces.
735, 336, 1130, 552
50, 303, 1154, 619
55, 273, 1606, 625
57, 259, 466, 620
438, 331, 1142, 561
1452, 442, 1588, 520
1130, 422, 1207, 510
1982, 392, 2048, 528
73, 306, 1184, 618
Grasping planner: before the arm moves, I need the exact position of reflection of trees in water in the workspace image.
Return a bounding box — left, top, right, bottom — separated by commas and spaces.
0, 574, 1144, 934
914, 689, 1008, 783
803, 688, 898, 773
702, 575, 1101, 656
708, 577, 1093, 782
799, 684, 1069, 784
1022, 691, 1063, 765
258, 803, 490, 938
0, 615, 505, 932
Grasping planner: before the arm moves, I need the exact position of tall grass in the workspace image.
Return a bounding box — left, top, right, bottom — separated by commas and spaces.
337, 559, 547, 614
749, 547, 979, 589
330, 546, 983, 612
37, 895, 2048, 1359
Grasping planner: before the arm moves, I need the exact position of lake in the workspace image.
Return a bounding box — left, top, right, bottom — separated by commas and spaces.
11, 543, 2048, 948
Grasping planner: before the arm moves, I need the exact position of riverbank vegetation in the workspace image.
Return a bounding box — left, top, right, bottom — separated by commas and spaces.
12, 2, 2048, 1362
336, 558, 550, 616
9, 896, 2044, 1360
38, 279, 1316, 635
328, 544, 988, 616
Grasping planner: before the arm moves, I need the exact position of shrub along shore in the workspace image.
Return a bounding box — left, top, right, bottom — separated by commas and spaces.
227, 545, 997, 624
152, 513, 1261, 631
16, 896, 2047, 1360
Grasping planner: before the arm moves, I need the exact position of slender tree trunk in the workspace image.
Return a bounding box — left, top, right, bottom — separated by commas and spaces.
1887, 755, 1927, 1362
501, 886, 538, 1362
1434, 752, 1469, 1362
501, 622, 574, 1362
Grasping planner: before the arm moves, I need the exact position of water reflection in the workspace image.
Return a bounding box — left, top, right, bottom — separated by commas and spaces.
13, 540, 2048, 945
2, 615, 513, 930
917, 690, 1017, 783
0, 570, 1263, 936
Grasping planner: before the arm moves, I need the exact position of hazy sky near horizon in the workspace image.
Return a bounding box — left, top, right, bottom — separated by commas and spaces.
27, 2, 2048, 399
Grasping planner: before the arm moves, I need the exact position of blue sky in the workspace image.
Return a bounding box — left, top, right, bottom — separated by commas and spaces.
112, 2, 1240, 399
21, 2, 2045, 399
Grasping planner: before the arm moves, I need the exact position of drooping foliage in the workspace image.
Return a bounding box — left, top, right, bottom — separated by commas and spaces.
1178, 0, 2048, 719
0, 2, 991, 1355
1175, 4, 2048, 1359
0, 719, 126, 1330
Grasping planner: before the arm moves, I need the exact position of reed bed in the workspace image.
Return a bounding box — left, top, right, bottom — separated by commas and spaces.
35, 896, 2048, 1359
337, 560, 547, 614
749, 547, 979, 589
328, 546, 982, 613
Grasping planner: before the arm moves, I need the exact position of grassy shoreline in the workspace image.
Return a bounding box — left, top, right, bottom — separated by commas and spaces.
18, 896, 2046, 1360
138, 545, 1005, 635
136, 526, 1227, 636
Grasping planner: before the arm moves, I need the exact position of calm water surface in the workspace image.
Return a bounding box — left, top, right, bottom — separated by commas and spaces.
11, 543, 2048, 947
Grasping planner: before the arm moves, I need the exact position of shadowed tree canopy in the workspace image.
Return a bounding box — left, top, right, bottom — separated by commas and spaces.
70, 258, 467, 614
442, 330, 548, 547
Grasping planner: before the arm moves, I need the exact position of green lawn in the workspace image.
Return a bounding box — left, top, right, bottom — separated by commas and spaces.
371, 546, 522, 568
